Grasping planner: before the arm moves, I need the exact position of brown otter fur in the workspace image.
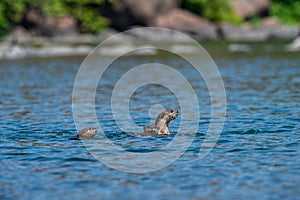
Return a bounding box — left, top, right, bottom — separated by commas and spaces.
77, 127, 97, 139
142, 109, 179, 136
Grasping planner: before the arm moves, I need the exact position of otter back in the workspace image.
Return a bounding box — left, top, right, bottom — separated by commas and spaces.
143, 125, 158, 135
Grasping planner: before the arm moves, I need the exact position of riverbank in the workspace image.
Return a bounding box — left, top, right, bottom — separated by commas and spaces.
0, 26, 299, 60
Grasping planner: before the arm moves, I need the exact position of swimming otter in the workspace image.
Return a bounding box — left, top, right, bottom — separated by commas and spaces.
142, 109, 179, 136
77, 127, 97, 139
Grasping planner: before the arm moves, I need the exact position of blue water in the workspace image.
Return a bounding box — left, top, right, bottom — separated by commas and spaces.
0, 46, 300, 199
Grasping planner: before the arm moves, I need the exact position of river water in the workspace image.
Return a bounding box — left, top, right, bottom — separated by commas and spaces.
0, 43, 299, 199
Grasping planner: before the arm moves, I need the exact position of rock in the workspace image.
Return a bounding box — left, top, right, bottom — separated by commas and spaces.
54, 15, 78, 35
22, 5, 44, 29
105, 0, 178, 30
36, 15, 78, 36
97, 44, 135, 56
218, 23, 268, 41
228, 43, 251, 52
12, 26, 31, 42
170, 44, 202, 54
151, 9, 217, 40
125, 27, 193, 42
258, 18, 299, 40
286, 37, 300, 51
218, 23, 299, 41
230, 0, 270, 20
260, 17, 282, 27
21, 5, 78, 36
264, 26, 299, 40
0, 43, 27, 60
0, 42, 92, 60
131, 45, 157, 56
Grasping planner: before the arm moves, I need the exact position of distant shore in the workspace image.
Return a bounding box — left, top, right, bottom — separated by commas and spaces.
1, 0, 299, 60
0, 26, 299, 60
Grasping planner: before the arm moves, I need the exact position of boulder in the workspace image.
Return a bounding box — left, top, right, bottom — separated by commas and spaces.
218, 22, 299, 41
260, 17, 282, 27
105, 0, 178, 30
21, 6, 78, 36
22, 5, 45, 30
286, 36, 300, 51
151, 9, 217, 39
124, 27, 193, 42
230, 0, 270, 20
12, 26, 31, 42
228, 43, 251, 52
259, 17, 299, 40
260, 26, 299, 40
43, 15, 78, 36
218, 23, 269, 41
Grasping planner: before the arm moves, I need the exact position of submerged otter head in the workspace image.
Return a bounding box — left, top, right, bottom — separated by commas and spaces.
77, 127, 97, 139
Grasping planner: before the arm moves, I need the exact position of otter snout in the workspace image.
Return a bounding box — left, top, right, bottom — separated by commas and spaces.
166, 109, 179, 120
170, 109, 179, 115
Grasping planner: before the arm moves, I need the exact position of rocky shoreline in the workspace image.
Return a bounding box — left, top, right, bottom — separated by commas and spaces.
0, 25, 299, 60
1, 0, 299, 60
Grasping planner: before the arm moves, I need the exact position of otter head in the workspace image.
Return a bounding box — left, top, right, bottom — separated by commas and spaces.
163, 109, 179, 123
77, 127, 97, 139
155, 109, 179, 126
154, 109, 179, 135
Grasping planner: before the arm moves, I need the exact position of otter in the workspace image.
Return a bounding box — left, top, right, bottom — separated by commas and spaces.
142, 109, 179, 136
76, 127, 97, 140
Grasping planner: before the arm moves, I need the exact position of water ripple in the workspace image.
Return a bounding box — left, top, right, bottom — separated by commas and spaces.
0, 54, 300, 199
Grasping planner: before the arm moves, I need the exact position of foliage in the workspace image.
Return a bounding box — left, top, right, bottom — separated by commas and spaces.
271, 0, 300, 25
248, 15, 262, 27
181, 0, 242, 23
0, 0, 111, 36
0, 0, 27, 35
65, 0, 109, 33
0, 0, 298, 37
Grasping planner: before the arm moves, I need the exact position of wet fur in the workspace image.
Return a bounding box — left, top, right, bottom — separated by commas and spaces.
142, 110, 179, 136
77, 127, 97, 139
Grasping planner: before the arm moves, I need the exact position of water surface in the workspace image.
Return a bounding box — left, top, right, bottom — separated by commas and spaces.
0, 45, 299, 199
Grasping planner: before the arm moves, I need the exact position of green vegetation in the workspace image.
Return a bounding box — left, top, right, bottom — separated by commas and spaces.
248, 15, 262, 27
271, 0, 300, 25
182, 0, 300, 25
0, 0, 111, 36
181, 0, 242, 23
0, 0, 27, 35
0, 0, 298, 37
